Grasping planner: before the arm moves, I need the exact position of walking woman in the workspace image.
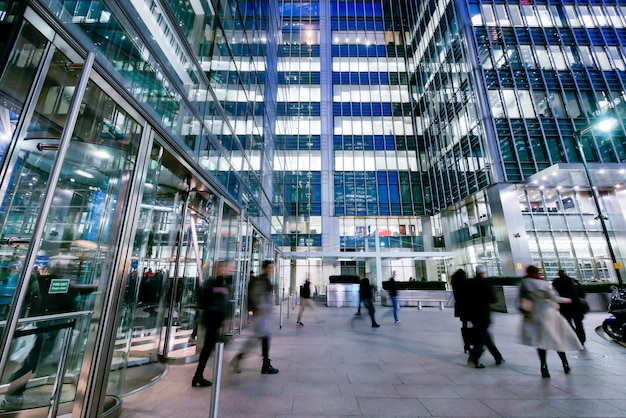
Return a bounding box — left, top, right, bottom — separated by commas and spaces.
519, 265, 583, 378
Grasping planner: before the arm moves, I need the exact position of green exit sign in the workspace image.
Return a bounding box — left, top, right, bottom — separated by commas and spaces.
49, 279, 70, 294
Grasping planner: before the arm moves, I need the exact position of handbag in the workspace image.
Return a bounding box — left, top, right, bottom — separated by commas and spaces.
579, 298, 590, 314
519, 297, 533, 316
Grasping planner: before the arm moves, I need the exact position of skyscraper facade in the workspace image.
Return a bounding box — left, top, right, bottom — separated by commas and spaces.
277, 0, 626, 284
404, 0, 626, 280
276, 1, 440, 286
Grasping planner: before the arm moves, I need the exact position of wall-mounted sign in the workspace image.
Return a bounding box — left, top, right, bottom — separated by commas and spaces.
49, 279, 70, 294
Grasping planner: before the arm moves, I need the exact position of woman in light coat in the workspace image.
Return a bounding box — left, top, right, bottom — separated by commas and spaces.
519, 265, 583, 378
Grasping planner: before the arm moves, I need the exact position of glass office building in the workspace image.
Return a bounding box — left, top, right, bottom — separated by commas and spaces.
275, 1, 446, 286
0, 0, 280, 415
0, 0, 625, 416
275, 0, 626, 285
404, 0, 626, 281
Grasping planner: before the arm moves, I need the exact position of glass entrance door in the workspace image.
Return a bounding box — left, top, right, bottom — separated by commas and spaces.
0, 41, 143, 413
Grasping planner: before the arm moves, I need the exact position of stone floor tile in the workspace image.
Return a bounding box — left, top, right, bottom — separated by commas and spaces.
419, 398, 500, 417
356, 396, 430, 416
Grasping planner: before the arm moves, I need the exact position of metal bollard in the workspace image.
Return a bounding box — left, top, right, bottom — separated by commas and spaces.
209, 342, 224, 418
279, 288, 284, 329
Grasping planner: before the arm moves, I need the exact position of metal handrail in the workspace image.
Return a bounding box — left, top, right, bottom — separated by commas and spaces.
0, 310, 93, 328
1, 310, 93, 417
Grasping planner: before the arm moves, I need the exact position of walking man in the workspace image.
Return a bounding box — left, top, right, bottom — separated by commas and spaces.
466, 265, 504, 368
552, 269, 586, 345
231, 260, 279, 374
388, 271, 400, 325
297, 277, 315, 326
360, 273, 380, 328
192, 260, 232, 387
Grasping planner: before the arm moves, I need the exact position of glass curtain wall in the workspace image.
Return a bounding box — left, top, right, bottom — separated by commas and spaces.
203, 1, 276, 231
274, 1, 323, 257
404, 0, 626, 277
330, 0, 425, 256
518, 186, 619, 281
0, 24, 145, 416
462, 0, 626, 277
468, 0, 626, 179
0, 2, 280, 416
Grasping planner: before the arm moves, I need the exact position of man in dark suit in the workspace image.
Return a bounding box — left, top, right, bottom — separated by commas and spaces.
552, 269, 586, 345
466, 265, 504, 368
192, 260, 232, 387
359, 273, 380, 328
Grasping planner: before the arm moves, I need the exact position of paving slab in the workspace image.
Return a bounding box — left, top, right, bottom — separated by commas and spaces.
121, 305, 625, 417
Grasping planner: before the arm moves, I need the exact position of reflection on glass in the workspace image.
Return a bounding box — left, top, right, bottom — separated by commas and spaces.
0, 75, 141, 411
0, 21, 48, 165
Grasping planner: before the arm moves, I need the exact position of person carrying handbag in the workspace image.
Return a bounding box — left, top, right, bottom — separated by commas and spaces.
519, 265, 583, 378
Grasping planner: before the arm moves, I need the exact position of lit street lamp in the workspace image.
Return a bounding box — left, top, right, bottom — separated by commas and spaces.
574, 116, 623, 286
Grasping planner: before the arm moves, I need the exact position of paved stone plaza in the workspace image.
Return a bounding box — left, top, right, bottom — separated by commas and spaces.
121, 303, 626, 417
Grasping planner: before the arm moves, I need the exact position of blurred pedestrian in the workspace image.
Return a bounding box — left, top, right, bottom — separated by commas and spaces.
297, 277, 316, 326
520, 265, 582, 378
231, 260, 279, 374
552, 269, 586, 345
192, 260, 232, 387
360, 273, 379, 328
466, 265, 504, 368
388, 271, 399, 325
354, 274, 364, 316
451, 268, 471, 353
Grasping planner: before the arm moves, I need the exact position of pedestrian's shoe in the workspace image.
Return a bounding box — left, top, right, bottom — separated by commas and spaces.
1, 394, 24, 410
541, 365, 550, 378
354, 312, 361, 316
495, 357, 506, 365
230, 354, 243, 373
261, 359, 279, 374
394, 321, 400, 325
297, 321, 304, 326
191, 376, 212, 387
467, 357, 485, 369
562, 360, 570, 374
372, 323, 380, 328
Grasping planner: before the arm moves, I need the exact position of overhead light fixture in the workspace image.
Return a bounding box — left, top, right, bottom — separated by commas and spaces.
75, 169, 94, 179
93, 149, 112, 159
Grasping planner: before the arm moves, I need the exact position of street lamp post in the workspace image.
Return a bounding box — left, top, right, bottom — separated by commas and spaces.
574, 119, 623, 286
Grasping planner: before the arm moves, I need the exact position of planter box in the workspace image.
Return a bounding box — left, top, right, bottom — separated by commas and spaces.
585, 292, 610, 313
326, 283, 359, 307
491, 285, 610, 314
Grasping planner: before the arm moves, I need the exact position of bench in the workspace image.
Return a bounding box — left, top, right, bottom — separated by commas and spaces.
395, 297, 447, 310
382, 290, 451, 310
416, 299, 447, 310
